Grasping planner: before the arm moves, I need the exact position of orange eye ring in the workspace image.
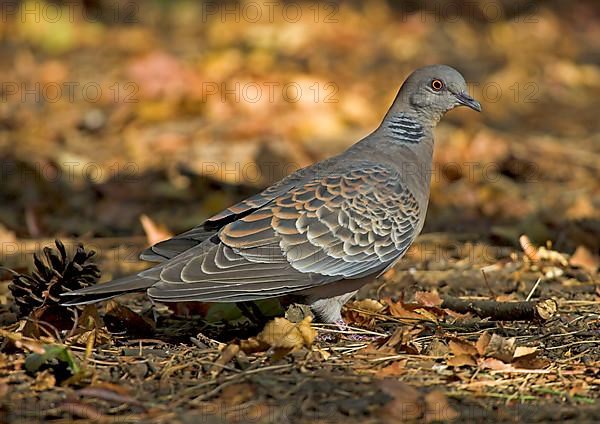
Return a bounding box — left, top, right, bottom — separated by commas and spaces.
431, 79, 444, 91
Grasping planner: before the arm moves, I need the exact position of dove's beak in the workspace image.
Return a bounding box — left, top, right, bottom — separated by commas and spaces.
455, 91, 482, 112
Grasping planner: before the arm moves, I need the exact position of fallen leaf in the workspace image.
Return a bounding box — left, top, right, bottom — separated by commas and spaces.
520, 235, 568, 266
447, 354, 477, 367
448, 338, 478, 357
482, 334, 515, 363
569, 245, 599, 273
350, 299, 385, 313
0, 329, 45, 354
139, 214, 173, 246
211, 344, 240, 378
257, 316, 316, 351
377, 379, 422, 423
67, 305, 111, 347
0, 223, 16, 244
57, 401, 110, 422
375, 327, 421, 355
480, 357, 514, 371
513, 346, 538, 360
386, 299, 424, 320
425, 339, 449, 357
219, 383, 256, 407
520, 234, 540, 262
424, 390, 459, 423
512, 356, 550, 370
104, 300, 155, 337
24, 344, 80, 384
239, 337, 268, 355
475, 332, 492, 356
415, 291, 443, 307
344, 299, 384, 328
376, 360, 407, 377
31, 369, 56, 391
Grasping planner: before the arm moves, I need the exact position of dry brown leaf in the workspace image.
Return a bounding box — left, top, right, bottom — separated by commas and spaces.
140, 214, 173, 246
537, 247, 569, 266
31, 369, 56, 391
0, 223, 16, 244
479, 357, 515, 371
513, 346, 538, 360
385, 297, 436, 322
375, 327, 421, 355
414, 291, 443, 307
424, 390, 459, 423
448, 338, 478, 357
0, 381, 7, 398
344, 299, 384, 328
475, 332, 492, 356
257, 316, 316, 351
569, 245, 599, 273
426, 339, 449, 357
239, 337, 269, 354
376, 360, 407, 377
482, 334, 515, 363
520, 235, 568, 266
219, 383, 256, 407
104, 301, 155, 337
0, 329, 45, 354
350, 299, 385, 313
413, 308, 439, 322
211, 344, 240, 378
447, 354, 477, 367
377, 379, 422, 423
512, 356, 550, 370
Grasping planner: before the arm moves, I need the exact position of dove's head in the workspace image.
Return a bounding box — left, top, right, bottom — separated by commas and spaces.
396, 64, 481, 122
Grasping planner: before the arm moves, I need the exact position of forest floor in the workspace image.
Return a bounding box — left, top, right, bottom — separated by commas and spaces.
1, 1, 600, 422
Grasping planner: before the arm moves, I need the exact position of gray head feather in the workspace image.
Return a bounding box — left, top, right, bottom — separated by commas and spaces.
387, 65, 481, 124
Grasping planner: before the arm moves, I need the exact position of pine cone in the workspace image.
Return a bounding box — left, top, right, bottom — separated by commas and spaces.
8, 240, 101, 318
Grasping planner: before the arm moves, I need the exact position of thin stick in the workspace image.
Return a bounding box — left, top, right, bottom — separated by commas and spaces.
526, 277, 542, 301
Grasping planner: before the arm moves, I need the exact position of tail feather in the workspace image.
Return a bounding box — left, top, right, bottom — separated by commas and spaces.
60, 274, 156, 306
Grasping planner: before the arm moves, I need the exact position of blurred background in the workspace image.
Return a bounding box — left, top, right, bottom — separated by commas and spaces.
0, 0, 599, 278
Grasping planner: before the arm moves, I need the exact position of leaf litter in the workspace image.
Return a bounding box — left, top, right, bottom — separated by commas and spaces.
1, 1, 600, 422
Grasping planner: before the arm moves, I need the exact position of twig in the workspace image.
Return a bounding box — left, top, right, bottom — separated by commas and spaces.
481, 268, 497, 299
526, 278, 542, 301
441, 296, 557, 321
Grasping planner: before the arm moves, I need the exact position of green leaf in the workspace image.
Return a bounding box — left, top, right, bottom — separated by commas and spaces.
25, 345, 80, 375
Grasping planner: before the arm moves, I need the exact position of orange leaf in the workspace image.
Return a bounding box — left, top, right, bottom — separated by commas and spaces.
415, 291, 443, 307
376, 360, 407, 377
140, 214, 173, 246
569, 245, 599, 274
424, 390, 459, 423
447, 354, 477, 367
475, 332, 491, 356
480, 357, 514, 371
448, 338, 478, 356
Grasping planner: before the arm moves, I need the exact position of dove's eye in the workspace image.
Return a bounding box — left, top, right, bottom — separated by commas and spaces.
431, 79, 444, 91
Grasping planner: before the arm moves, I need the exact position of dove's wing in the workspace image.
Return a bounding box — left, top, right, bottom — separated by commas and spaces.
145, 163, 420, 303
140, 168, 312, 262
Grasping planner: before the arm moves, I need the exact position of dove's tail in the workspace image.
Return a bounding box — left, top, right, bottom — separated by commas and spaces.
60, 274, 156, 305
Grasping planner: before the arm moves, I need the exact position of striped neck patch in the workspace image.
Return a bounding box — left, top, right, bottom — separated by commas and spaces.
386, 114, 425, 144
